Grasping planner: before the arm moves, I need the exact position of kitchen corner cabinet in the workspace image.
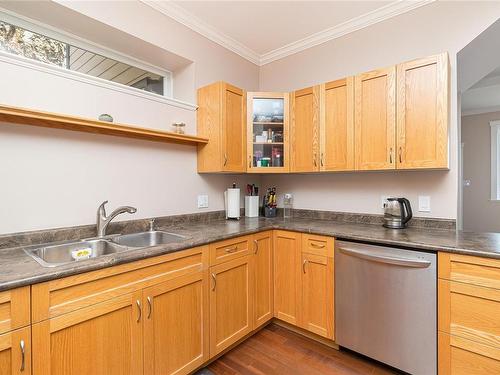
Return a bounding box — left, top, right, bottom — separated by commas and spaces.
209, 255, 254, 356
320, 78, 355, 171
397, 53, 449, 169
300, 234, 334, 340
273, 230, 302, 325
247, 92, 289, 172
0, 327, 31, 375
197, 81, 246, 173
354, 66, 396, 171
253, 231, 274, 329
290, 86, 320, 172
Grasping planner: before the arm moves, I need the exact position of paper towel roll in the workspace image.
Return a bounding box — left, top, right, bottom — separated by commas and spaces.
225, 188, 240, 219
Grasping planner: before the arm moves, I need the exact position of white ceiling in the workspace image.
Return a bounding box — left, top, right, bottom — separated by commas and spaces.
173, 1, 391, 55
462, 66, 500, 115
144, 0, 435, 65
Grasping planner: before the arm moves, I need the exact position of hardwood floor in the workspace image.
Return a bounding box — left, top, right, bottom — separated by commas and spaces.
197, 324, 400, 375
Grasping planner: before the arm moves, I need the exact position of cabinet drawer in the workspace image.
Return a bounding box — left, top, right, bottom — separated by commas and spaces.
439, 253, 500, 289
209, 236, 252, 265
439, 332, 500, 375
302, 234, 334, 257
439, 279, 500, 348
0, 287, 30, 335
32, 246, 208, 322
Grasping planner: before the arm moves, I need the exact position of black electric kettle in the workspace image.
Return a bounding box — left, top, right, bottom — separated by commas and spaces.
383, 198, 413, 229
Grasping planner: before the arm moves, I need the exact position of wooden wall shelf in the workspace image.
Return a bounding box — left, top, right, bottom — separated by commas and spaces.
0, 105, 208, 146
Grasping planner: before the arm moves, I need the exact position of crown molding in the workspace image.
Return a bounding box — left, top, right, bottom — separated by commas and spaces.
142, 0, 435, 67
141, 0, 260, 65
462, 105, 500, 117
260, 0, 436, 65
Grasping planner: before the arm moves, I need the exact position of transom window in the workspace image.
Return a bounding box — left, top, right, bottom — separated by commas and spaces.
0, 19, 168, 96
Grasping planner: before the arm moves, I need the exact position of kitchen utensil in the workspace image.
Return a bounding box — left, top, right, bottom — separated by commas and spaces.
383, 197, 412, 229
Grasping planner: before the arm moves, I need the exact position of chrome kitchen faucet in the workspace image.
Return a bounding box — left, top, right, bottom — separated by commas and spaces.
96, 200, 137, 237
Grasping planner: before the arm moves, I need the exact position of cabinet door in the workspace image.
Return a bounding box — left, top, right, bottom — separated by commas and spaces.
210, 256, 253, 356
320, 78, 355, 171
300, 253, 334, 339
397, 53, 449, 169
291, 86, 320, 172
354, 67, 396, 170
253, 231, 273, 329
0, 327, 31, 375
32, 292, 143, 375
273, 231, 301, 325
143, 272, 209, 375
247, 92, 289, 173
222, 83, 246, 172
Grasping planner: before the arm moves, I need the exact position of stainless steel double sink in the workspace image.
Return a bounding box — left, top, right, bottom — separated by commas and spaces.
24, 231, 186, 267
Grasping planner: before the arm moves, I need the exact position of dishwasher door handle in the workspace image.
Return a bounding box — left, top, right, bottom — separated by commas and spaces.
339, 246, 432, 268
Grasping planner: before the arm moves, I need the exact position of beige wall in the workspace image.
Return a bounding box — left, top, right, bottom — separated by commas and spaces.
260, 1, 500, 219
462, 111, 500, 232
0, 1, 260, 234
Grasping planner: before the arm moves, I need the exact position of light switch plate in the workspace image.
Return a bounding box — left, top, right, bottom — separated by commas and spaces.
418, 196, 431, 212
197, 195, 209, 209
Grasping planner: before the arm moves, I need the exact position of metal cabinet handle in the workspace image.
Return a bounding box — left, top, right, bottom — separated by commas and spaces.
389, 148, 393, 163
223, 154, 228, 166
249, 155, 252, 168
254, 239, 259, 254
136, 300, 142, 322
399, 147, 402, 163
225, 246, 238, 253
211, 273, 217, 291
313, 153, 317, 167
147, 296, 152, 319
320, 153, 324, 167
311, 242, 325, 249
302, 259, 308, 273
339, 246, 431, 268
20, 339, 25, 372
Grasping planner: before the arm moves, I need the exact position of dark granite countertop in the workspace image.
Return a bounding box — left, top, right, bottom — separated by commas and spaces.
1, 216, 499, 292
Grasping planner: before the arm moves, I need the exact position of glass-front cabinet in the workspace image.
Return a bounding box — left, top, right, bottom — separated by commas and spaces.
247, 92, 289, 173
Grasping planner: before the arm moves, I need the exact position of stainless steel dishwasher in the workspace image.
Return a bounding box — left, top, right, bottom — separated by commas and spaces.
335, 241, 436, 375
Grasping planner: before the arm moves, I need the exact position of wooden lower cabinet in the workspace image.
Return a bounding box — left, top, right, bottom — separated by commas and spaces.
438, 253, 500, 374
253, 231, 273, 329
143, 271, 209, 375
273, 231, 302, 325
0, 327, 31, 375
209, 255, 254, 356
32, 291, 143, 375
300, 252, 334, 339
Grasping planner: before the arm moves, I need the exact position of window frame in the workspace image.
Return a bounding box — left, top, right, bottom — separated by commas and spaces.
490, 120, 500, 201
0, 9, 173, 98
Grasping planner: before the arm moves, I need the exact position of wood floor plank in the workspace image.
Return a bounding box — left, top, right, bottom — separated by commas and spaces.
200, 324, 400, 375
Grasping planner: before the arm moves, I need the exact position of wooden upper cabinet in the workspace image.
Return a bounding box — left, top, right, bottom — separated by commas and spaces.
397, 53, 449, 169
197, 82, 246, 173
290, 86, 320, 172
247, 92, 289, 173
354, 67, 396, 171
320, 78, 355, 171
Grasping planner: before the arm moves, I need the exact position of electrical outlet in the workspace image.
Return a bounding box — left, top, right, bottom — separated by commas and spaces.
197, 195, 209, 209
418, 196, 431, 212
